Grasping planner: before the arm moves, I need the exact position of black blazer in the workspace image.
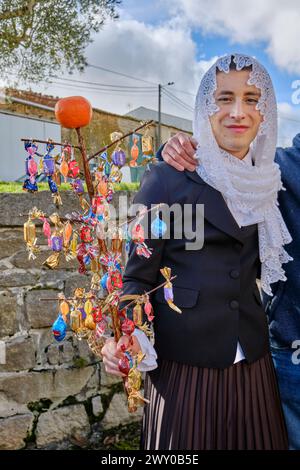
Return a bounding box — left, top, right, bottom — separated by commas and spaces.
122, 162, 269, 369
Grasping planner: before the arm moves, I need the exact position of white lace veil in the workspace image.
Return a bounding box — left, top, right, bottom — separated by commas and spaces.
193, 53, 292, 295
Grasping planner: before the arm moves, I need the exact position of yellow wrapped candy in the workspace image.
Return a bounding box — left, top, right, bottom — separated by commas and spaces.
70, 233, 78, 257
133, 303, 143, 326
24, 218, 36, 244
84, 299, 93, 315
70, 309, 82, 332
84, 313, 96, 330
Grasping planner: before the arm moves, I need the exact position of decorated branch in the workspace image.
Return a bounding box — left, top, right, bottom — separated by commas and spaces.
21, 95, 181, 412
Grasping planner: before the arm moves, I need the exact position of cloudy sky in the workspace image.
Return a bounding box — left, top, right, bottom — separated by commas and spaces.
28, 0, 300, 146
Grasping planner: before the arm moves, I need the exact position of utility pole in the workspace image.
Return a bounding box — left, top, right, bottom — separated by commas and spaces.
158, 81, 174, 148
158, 84, 162, 147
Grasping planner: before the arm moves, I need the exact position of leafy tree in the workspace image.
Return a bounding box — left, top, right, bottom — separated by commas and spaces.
0, 0, 120, 83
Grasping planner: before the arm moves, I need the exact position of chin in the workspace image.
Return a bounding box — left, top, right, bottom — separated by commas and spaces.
220, 144, 248, 156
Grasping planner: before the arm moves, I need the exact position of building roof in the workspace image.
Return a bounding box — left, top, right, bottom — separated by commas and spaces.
3, 89, 146, 124
2, 90, 193, 132
125, 106, 192, 133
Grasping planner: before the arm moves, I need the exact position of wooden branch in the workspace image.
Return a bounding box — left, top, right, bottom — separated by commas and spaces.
120, 275, 177, 310
76, 127, 94, 202
39, 276, 177, 302
21, 120, 154, 165
87, 120, 154, 161
21, 138, 80, 150
118, 203, 164, 228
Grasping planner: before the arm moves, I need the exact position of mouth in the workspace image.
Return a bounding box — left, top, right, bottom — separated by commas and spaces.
225, 125, 250, 134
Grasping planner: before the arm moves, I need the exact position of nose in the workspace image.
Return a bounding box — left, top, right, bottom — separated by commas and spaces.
229, 99, 246, 120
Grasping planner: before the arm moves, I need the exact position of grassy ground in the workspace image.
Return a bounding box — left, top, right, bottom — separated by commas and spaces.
0, 181, 140, 193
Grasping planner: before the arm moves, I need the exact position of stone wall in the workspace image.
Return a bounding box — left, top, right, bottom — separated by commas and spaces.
0, 191, 143, 450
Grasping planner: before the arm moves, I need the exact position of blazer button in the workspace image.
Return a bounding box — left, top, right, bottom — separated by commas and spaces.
230, 269, 240, 279
230, 300, 239, 309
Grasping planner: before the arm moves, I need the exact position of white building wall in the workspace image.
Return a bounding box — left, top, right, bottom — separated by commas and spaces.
0, 112, 60, 181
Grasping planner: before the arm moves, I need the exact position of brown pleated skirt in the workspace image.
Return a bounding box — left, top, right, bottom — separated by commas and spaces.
141, 352, 288, 450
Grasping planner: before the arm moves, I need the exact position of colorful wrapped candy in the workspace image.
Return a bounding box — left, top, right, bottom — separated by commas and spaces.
68, 159, 80, 178
118, 351, 133, 375
51, 233, 63, 252
112, 149, 126, 167
21, 120, 179, 414
160, 267, 182, 314
70, 309, 82, 332
151, 215, 167, 238
52, 314, 67, 342
43, 154, 55, 176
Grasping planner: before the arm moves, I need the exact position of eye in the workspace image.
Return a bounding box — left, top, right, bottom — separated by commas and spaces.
246, 98, 259, 104
217, 97, 232, 103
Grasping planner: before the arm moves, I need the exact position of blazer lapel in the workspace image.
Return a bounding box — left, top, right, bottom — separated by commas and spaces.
185, 170, 245, 243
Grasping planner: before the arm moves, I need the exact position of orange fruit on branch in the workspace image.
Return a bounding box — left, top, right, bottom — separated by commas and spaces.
55, 96, 93, 129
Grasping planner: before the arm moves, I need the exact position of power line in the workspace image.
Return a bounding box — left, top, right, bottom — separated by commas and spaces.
162, 91, 194, 114
87, 63, 157, 86
87, 63, 199, 100
162, 88, 194, 113
173, 87, 197, 97
51, 75, 156, 90
162, 95, 193, 115
48, 80, 157, 95
163, 89, 194, 110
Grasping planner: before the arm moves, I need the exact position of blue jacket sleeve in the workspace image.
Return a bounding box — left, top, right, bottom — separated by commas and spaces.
156, 144, 165, 162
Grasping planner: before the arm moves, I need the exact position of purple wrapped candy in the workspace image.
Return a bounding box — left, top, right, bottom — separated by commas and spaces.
112, 149, 126, 167
43, 155, 55, 175
51, 235, 63, 252
80, 307, 86, 321
163, 286, 174, 302
72, 178, 84, 194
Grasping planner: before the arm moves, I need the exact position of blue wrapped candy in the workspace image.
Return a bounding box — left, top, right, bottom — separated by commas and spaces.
104, 161, 111, 177
115, 262, 122, 273
100, 272, 109, 290
52, 314, 67, 342
48, 176, 58, 194
151, 215, 167, 238
23, 178, 38, 192
84, 254, 91, 265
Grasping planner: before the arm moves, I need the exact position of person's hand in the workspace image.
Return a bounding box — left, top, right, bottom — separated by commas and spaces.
161, 132, 198, 171
101, 335, 142, 377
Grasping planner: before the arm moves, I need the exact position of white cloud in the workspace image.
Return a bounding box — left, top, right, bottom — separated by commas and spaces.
171, 0, 300, 74
12, 0, 299, 148
33, 17, 216, 121
277, 102, 300, 147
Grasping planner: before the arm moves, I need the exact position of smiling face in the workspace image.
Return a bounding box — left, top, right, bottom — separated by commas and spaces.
209, 69, 263, 159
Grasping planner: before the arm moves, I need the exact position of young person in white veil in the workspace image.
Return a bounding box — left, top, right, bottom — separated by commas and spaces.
101, 54, 291, 450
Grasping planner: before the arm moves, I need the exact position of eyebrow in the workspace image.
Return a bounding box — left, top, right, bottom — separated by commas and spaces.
217, 90, 261, 97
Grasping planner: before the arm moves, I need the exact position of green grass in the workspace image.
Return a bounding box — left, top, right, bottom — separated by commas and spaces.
0, 181, 140, 193
113, 182, 140, 191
